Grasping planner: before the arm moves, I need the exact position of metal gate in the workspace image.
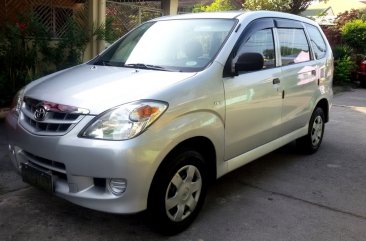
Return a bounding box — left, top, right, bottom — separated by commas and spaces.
0, 0, 88, 38
106, 0, 163, 38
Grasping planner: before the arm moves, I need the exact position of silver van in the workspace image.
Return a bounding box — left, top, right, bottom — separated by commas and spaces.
6, 11, 333, 233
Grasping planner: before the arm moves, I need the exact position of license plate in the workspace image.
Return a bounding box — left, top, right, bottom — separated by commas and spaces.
21, 163, 54, 193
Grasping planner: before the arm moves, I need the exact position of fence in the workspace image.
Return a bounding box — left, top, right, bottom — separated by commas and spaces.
0, 0, 87, 38
106, 0, 163, 39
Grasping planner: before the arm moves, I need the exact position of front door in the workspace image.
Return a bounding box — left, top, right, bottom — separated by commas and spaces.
223, 23, 283, 160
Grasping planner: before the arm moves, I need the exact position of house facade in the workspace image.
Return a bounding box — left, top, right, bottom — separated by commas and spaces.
303, 0, 366, 25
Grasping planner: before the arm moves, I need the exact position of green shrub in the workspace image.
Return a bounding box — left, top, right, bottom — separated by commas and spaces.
341, 19, 366, 53
332, 45, 353, 60
95, 16, 119, 43
334, 56, 356, 84
0, 12, 50, 107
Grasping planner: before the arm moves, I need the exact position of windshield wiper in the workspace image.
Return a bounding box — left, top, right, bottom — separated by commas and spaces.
93, 60, 122, 67
94, 60, 111, 66
124, 63, 173, 71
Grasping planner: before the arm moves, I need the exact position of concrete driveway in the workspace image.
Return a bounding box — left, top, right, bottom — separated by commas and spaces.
1, 88, 366, 241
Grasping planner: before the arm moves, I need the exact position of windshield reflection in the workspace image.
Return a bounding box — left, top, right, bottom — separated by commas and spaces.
92, 19, 236, 72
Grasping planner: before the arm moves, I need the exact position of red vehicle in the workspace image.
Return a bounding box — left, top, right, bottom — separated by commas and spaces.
357, 57, 366, 87
360, 59, 366, 72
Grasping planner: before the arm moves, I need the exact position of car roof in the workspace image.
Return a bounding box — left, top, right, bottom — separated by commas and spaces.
153, 11, 245, 21
151, 10, 317, 26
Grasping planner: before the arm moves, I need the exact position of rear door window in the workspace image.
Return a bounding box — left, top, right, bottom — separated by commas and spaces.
277, 28, 310, 66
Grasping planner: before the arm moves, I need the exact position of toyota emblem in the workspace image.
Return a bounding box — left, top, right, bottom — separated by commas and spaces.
34, 106, 47, 121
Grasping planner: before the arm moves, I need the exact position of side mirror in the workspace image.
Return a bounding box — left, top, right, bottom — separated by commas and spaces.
235, 52, 264, 73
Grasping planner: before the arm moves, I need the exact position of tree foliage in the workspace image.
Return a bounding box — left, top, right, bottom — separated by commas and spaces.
335, 9, 366, 28
193, 0, 235, 12
243, 0, 313, 14
287, 0, 314, 14
243, 0, 290, 12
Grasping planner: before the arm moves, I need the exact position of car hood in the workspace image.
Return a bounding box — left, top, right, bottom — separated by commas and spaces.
25, 64, 196, 115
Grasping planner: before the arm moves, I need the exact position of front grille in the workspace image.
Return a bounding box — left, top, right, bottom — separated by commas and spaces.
23, 151, 66, 171
23, 115, 72, 133
20, 97, 88, 136
21, 151, 67, 180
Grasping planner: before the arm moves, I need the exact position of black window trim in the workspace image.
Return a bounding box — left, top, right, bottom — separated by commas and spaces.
274, 19, 304, 29
223, 17, 320, 77
223, 17, 276, 77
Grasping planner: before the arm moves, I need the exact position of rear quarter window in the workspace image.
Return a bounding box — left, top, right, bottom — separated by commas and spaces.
306, 24, 327, 59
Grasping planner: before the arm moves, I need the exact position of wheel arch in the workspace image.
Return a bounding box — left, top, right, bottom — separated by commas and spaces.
147, 136, 217, 203
315, 98, 330, 123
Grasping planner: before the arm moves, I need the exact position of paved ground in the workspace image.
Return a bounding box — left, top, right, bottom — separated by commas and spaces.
0, 88, 366, 241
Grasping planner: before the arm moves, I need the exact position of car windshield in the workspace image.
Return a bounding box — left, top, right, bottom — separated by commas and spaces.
92, 19, 236, 72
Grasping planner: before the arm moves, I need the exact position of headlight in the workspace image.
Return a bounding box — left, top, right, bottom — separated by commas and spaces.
80, 101, 168, 140
10, 87, 25, 117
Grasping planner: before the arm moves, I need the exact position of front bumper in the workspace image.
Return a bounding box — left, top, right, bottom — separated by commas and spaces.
5, 113, 162, 214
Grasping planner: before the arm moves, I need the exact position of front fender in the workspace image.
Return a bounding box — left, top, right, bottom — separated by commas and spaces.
149, 109, 226, 179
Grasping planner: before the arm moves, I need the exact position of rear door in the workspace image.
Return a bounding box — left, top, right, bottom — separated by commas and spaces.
274, 19, 319, 136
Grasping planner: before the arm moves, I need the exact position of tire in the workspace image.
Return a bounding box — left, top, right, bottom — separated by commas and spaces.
361, 80, 366, 88
297, 107, 325, 154
148, 149, 208, 234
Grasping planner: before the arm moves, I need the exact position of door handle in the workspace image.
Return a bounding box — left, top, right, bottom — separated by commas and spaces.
273, 78, 280, 85
311, 70, 317, 76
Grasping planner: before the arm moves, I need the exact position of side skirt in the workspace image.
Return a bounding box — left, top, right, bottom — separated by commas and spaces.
225, 125, 308, 173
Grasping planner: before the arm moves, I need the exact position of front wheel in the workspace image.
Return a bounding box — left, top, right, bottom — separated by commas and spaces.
297, 107, 325, 154
148, 149, 208, 234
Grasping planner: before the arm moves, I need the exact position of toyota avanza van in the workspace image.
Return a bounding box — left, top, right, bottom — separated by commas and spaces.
6, 11, 333, 233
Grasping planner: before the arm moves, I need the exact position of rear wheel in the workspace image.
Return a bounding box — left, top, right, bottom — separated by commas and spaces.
148, 149, 208, 234
297, 107, 325, 154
